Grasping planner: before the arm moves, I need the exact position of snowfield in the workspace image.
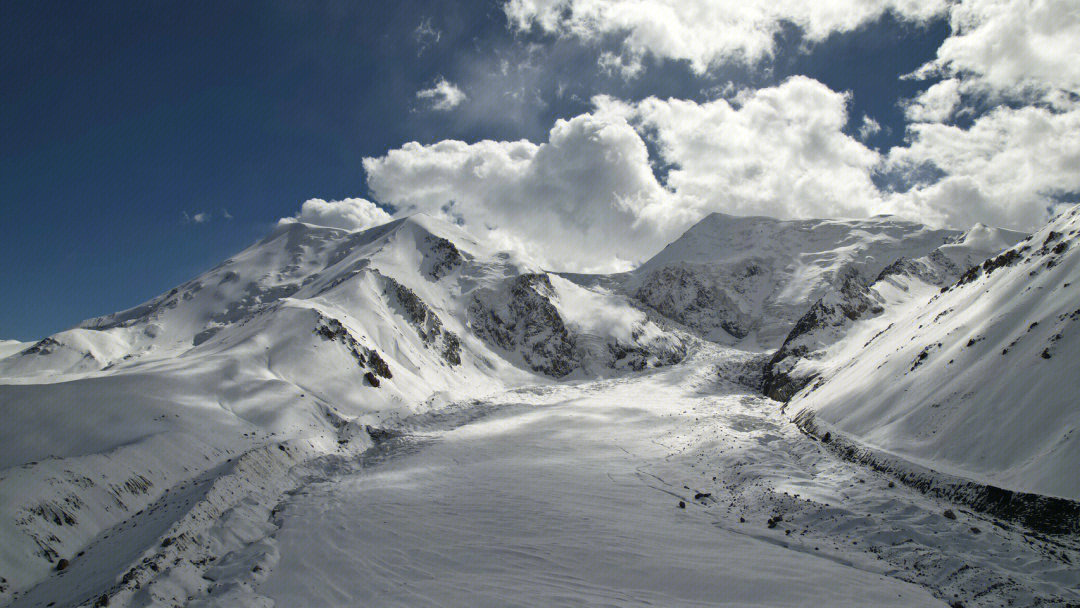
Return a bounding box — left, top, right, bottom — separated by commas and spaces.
786, 206, 1080, 502
1, 209, 1078, 607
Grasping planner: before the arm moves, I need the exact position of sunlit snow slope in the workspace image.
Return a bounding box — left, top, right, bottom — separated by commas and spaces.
0, 214, 686, 602
787, 206, 1080, 501
619, 212, 960, 345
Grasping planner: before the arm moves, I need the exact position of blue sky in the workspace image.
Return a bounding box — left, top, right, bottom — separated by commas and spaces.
3, 0, 1077, 340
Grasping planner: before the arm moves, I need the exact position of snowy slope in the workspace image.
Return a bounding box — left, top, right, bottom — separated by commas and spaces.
0, 214, 690, 603
620, 212, 959, 345
2, 207, 1075, 606
763, 223, 1026, 400
786, 205, 1080, 501
0, 341, 29, 360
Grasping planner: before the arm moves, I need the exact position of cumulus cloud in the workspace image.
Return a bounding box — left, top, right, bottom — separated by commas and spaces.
416, 77, 468, 111
914, 0, 1080, 98
886, 104, 1080, 229
857, 115, 883, 141
364, 77, 893, 270
364, 113, 671, 271
883, 0, 1080, 230
284, 198, 393, 232
903, 78, 962, 123
354, 1, 1080, 268
597, 76, 885, 222
504, 0, 948, 73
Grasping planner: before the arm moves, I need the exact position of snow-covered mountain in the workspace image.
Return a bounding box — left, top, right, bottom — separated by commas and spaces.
0, 214, 688, 602
615, 212, 961, 345
781, 206, 1080, 502
763, 223, 1026, 401
4, 206, 1078, 606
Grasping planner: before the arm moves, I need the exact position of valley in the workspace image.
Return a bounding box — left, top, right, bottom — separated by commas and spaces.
1, 209, 1078, 607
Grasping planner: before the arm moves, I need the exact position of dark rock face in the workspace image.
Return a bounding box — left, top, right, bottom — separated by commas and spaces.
608, 338, 686, 372
469, 273, 687, 377
762, 267, 883, 402
423, 236, 465, 280
381, 274, 462, 366
363, 371, 380, 387
313, 315, 393, 383
192, 327, 221, 347
22, 338, 60, 356
952, 248, 1026, 289
634, 266, 751, 339
468, 274, 579, 378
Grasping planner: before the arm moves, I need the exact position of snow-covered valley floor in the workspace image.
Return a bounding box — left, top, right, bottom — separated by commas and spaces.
11, 347, 1080, 607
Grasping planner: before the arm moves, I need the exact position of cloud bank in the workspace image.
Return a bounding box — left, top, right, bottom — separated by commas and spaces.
504, 0, 948, 73
364, 77, 892, 270
289, 0, 1080, 272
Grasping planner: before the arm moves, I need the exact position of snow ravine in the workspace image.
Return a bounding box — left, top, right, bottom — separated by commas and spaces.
19, 347, 1064, 608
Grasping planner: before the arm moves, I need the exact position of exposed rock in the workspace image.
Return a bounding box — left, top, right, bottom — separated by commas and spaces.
634, 265, 751, 339
423, 236, 465, 280
22, 338, 60, 356
380, 274, 461, 366
763, 267, 882, 401
468, 274, 579, 378
607, 333, 687, 372
313, 315, 392, 381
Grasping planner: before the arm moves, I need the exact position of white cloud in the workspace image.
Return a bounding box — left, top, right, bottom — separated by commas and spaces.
365, 77, 892, 271
284, 198, 393, 232
882, 0, 1080, 230
903, 78, 962, 123
414, 17, 441, 56
598, 50, 644, 78
504, 0, 948, 74
598, 76, 885, 222
416, 77, 468, 111
362, 71, 1080, 268
858, 115, 883, 140
915, 0, 1080, 98
364, 113, 671, 271
886, 104, 1080, 229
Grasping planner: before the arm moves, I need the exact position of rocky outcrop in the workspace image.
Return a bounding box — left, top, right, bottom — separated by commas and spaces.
762, 267, 883, 401
607, 332, 687, 372
380, 274, 462, 366
794, 410, 1080, 535
468, 274, 579, 377
634, 265, 752, 339
422, 236, 465, 280
313, 315, 393, 383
